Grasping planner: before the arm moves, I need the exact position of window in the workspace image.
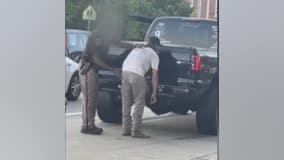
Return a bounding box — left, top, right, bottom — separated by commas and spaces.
67, 33, 78, 53
79, 33, 89, 48
146, 19, 218, 49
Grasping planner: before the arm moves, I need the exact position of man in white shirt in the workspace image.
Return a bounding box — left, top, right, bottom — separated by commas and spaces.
121, 37, 160, 138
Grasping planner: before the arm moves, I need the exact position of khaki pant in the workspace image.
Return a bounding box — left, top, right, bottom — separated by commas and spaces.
121, 71, 147, 133
79, 62, 98, 129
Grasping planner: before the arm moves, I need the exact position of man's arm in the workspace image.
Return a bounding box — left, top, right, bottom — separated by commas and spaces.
151, 69, 159, 96
150, 51, 160, 105
92, 54, 121, 79
150, 69, 159, 105
92, 54, 113, 71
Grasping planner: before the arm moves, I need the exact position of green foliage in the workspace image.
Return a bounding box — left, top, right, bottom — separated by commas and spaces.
124, 0, 193, 17
66, 0, 92, 30
66, 0, 193, 40
123, 0, 193, 40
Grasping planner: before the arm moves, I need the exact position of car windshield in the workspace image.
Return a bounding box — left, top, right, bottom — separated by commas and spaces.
145, 19, 218, 49
67, 33, 78, 52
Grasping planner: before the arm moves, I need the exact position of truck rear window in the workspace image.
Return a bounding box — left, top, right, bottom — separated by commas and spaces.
145, 19, 218, 49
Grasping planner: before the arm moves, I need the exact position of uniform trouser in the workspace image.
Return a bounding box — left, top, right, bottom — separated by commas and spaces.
79, 63, 98, 129
121, 71, 147, 133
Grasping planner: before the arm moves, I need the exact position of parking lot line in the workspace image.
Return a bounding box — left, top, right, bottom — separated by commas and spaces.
66, 112, 81, 116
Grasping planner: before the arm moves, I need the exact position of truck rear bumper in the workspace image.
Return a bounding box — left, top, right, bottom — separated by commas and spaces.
98, 78, 209, 114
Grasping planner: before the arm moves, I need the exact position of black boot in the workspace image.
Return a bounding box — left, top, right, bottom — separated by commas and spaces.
81, 126, 103, 135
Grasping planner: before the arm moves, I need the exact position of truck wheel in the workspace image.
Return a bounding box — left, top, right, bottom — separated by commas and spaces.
97, 92, 122, 123
196, 86, 218, 135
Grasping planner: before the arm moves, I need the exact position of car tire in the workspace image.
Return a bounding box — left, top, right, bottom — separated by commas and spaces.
196, 85, 218, 135
66, 73, 81, 101
97, 91, 122, 123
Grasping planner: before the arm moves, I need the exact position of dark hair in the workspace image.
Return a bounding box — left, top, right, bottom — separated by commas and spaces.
148, 36, 161, 46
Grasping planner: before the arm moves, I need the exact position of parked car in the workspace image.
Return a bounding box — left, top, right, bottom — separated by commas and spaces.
97, 17, 218, 135
65, 53, 81, 101
65, 29, 90, 62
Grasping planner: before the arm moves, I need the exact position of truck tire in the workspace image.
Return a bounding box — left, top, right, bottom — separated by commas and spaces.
97, 91, 122, 123
196, 85, 218, 135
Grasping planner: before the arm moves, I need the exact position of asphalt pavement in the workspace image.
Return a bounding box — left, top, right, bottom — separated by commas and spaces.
66, 95, 217, 160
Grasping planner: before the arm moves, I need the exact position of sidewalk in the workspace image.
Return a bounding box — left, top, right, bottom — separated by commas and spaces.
66, 109, 217, 160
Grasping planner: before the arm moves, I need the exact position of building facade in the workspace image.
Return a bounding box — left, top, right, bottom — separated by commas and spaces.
188, 0, 218, 19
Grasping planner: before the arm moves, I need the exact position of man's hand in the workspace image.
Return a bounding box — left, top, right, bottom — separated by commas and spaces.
150, 93, 157, 105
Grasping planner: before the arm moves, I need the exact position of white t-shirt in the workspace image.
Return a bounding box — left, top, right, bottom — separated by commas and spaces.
122, 47, 159, 77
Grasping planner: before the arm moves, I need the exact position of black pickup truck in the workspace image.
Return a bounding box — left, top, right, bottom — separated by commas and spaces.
97, 17, 218, 135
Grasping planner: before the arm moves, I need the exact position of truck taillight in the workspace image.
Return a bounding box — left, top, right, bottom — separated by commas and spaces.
191, 54, 201, 71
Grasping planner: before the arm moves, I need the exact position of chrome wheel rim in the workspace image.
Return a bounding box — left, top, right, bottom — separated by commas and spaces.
70, 75, 80, 97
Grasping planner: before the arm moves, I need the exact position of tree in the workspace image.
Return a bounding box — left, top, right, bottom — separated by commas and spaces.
66, 0, 193, 40
119, 0, 193, 40
124, 0, 193, 17
66, 0, 93, 30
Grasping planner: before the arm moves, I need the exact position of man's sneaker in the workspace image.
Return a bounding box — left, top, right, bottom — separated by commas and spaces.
81, 126, 103, 135
122, 131, 131, 136
131, 130, 150, 138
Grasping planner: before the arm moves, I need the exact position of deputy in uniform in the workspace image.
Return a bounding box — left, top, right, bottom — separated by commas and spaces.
79, 30, 120, 135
